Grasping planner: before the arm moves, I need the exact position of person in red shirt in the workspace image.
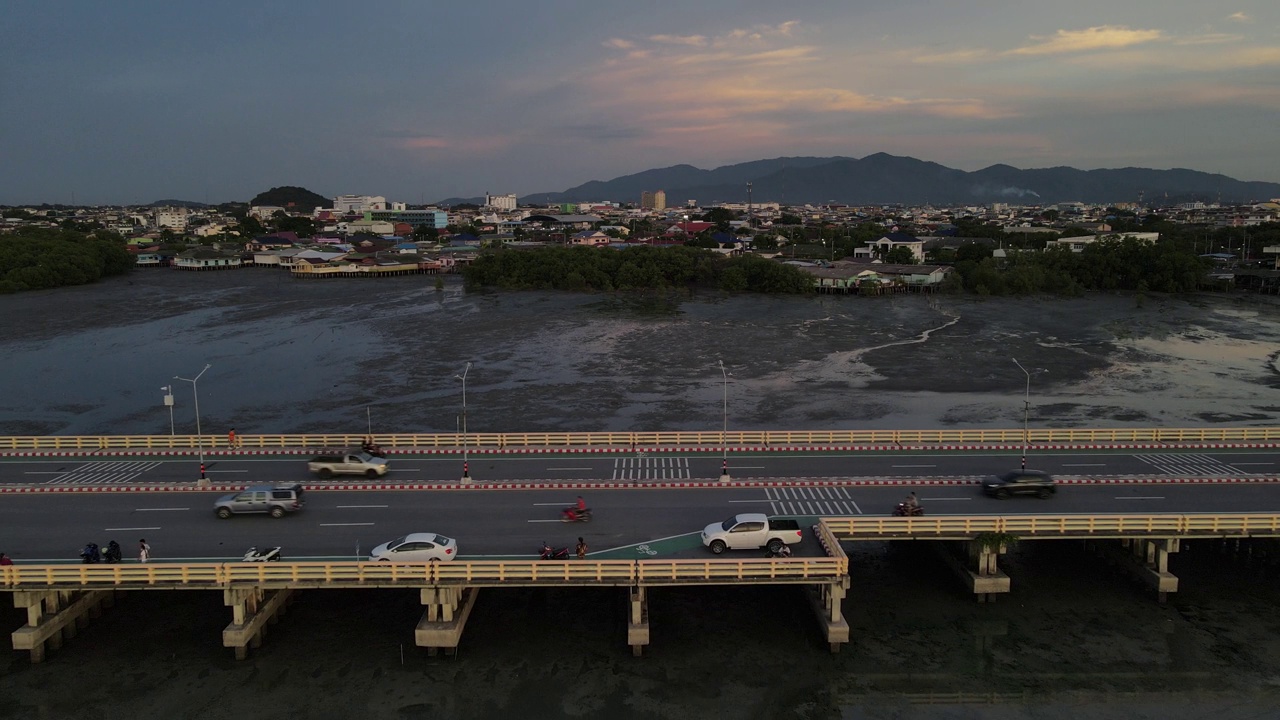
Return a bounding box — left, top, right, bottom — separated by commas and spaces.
0, 552, 14, 566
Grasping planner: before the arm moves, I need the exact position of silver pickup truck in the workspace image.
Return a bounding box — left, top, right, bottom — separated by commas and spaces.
307, 451, 389, 479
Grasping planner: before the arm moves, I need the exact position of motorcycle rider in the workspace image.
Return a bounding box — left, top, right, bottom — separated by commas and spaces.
103, 540, 122, 563
563, 495, 587, 521
904, 492, 920, 512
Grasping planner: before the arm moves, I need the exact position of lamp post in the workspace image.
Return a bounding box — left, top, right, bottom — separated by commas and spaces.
719, 360, 731, 483
455, 362, 471, 483
173, 364, 211, 482
160, 385, 175, 437
683, 215, 689, 239
1012, 358, 1031, 471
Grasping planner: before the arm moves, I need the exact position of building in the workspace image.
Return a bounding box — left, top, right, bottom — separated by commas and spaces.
853, 232, 926, 262
485, 193, 517, 211
333, 195, 388, 214
366, 209, 448, 229
640, 190, 667, 211
154, 208, 187, 231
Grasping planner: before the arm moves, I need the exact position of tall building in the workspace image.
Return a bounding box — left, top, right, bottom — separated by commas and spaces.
485, 193, 517, 211
640, 190, 666, 210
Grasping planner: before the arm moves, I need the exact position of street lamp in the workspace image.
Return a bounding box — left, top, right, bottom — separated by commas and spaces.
683, 215, 689, 238
160, 385, 175, 437
173, 364, 211, 481
455, 362, 471, 482
719, 360, 731, 483
1012, 358, 1031, 471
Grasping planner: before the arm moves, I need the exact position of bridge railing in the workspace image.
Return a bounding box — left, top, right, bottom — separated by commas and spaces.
0, 556, 847, 589
2, 426, 1278, 452
822, 513, 1280, 539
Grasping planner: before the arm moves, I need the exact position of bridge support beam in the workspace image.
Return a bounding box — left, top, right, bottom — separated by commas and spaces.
627, 586, 649, 657
934, 541, 1011, 602
415, 586, 477, 656
223, 587, 294, 660
1092, 538, 1179, 602
11, 589, 116, 663
807, 577, 850, 652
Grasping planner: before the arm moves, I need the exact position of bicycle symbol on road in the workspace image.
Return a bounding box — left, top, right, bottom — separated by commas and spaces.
636, 544, 658, 556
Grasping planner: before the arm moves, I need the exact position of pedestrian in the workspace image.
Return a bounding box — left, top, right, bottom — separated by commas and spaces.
228, 427, 240, 449
138, 538, 151, 564
576, 537, 588, 560
0, 552, 13, 566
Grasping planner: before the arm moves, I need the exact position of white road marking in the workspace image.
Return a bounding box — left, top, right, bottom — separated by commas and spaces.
1232, 462, 1274, 466
728, 499, 769, 503
547, 467, 593, 470
206, 469, 248, 473
532, 502, 576, 506
920, 497, 972, 502
1115, 496, 1164, 500
105, 526, 161, 531
134, 508, 189, 512
527, 519, 565, 523
319, 522, 376, 527
1063, 463, 1106, 467
731, 466, 765, 469
22, 471, 67, 474
850, 500, 863, 515
336, 505, 389, 509
892, 464, 936, 468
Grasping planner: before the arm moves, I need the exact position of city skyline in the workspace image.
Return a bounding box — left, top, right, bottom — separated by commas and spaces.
2, 1, 1278, 206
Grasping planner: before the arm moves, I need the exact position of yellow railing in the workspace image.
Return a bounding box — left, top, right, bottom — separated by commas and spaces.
2, 427, 1278, 451
822, 513, 1280, 539
0, 556, 847, 590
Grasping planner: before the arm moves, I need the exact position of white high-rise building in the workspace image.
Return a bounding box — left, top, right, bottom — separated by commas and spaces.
485, 193, 517, 211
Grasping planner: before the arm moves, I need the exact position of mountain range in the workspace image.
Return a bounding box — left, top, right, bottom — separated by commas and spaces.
446, 153, 1280, 207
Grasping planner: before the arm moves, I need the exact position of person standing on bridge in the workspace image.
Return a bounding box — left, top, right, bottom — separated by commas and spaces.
0, 552, 13, 566
228, 427, 241, 449
138, 538, 151, 564
576, 537, 588, 560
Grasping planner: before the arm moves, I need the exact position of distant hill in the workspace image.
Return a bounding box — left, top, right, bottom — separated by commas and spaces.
250, 186, 329, 211
146, 199, 207, 208
491, 154, 1280, 207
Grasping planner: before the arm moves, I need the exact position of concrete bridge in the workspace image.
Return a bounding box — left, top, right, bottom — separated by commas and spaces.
7, 513, 1280, 663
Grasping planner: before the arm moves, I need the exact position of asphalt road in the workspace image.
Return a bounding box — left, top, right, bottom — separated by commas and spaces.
1, 448, 1277, 486
3, 481, 1280, 564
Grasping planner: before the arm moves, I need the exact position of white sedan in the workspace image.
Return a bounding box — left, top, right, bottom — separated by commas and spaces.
369, 533, 458, 562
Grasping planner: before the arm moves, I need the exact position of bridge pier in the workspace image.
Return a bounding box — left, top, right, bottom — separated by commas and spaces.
222, 587, 294, 660
11, 589, 116, 663
415, 586, 478, 656
1091, 538, 1179, 602
933, 541, 1011, 602
627, 586, 649, 657
807, 577, 850, 652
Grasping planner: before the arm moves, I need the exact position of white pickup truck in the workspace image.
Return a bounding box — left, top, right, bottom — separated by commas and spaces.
307, 451, 389, 479
701, 513, 804, 554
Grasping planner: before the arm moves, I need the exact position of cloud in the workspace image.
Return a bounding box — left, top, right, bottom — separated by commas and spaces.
1227, 12, 1251, 23
648, 34, 707, 47
1007, 26, 1163, 56
602, 38, 634, 50
912, 48, 991, 65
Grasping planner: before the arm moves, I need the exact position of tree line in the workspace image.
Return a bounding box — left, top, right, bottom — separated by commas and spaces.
0, 226, 134, 294
462, 245, 814, 293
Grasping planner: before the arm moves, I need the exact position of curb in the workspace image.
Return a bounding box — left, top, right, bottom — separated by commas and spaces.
2, 475, 1277, 494
3, 442, 1279, 458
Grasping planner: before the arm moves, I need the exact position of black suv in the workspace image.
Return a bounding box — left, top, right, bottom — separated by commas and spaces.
983, 470, 1056, 499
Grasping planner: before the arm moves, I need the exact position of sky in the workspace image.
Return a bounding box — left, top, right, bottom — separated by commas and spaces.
2, 1, 1279, 206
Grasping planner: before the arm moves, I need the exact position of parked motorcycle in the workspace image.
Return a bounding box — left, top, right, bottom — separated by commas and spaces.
539, 542, 570, 560
561, 507, 592, 523
892, 502, 924, 517
102, 541, 123, 564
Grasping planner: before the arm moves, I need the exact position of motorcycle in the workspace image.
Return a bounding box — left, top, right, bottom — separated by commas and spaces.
242, 546, 282, 562
102, 541, 123, 564
893, 502, 924, 517
80, 543, 102, 564
539, 542, 570, 560
561, 507, 592, 523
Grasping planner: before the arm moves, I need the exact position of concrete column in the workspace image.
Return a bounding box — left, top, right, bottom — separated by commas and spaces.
627, 586, 649, 657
